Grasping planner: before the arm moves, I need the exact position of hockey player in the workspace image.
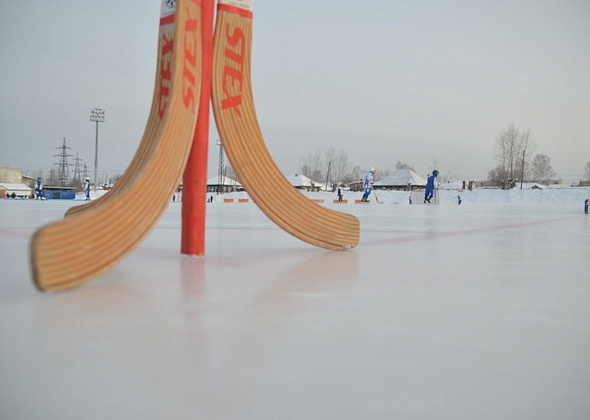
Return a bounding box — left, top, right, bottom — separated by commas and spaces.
361, 168, 375, 202
35, 177, 44, 200
424, 170, 439, 203
84, 177, 91, 201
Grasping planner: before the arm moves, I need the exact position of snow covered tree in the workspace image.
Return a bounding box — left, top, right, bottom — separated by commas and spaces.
531, 154, 556, 183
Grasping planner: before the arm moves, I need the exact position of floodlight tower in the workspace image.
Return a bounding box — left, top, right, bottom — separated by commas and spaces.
90, 108, 105, 193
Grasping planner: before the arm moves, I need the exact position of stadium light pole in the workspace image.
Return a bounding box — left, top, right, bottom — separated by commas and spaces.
90, 108, 105, 194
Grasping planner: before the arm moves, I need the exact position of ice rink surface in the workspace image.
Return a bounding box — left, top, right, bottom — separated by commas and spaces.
1, 198, 589, 419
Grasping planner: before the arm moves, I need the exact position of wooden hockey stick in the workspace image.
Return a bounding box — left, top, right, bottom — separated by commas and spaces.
211, 1, 360, 250
64, 3, 193, 219
373, 189, 384, 204
30, 0, 203, 291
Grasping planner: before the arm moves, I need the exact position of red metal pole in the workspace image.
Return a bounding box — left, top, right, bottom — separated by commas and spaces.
181, 0, 214, 256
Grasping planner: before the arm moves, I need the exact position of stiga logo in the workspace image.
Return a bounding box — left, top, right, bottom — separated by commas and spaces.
221, 24, 245, 117
158, 34, 174, 120
182, 5, 199, 111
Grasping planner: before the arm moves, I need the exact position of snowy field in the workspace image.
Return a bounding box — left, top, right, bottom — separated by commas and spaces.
1, 189, 590, 419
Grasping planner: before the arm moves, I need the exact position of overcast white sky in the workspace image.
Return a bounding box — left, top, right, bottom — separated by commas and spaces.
1, 0, 589, 182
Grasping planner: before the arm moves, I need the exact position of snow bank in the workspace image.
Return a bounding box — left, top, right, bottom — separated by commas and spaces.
209, 187, 590, 207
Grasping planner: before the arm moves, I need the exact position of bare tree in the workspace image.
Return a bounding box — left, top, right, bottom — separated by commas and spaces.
48, 167, 59, 185
323, 146, 337, 189
224, 163, 237, 181
299, 151, 323, 182
395, 161, 415, 171
344, 165, 363, 184
585, 161, 590, 180
488, 165, 508, 186
427, 158, 440, 174
531, 154, 555, 183
492, 123, 535, 187
331, 149, 351, 186
373, 168, 391, 182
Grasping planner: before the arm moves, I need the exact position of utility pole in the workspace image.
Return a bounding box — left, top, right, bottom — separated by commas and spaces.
324, 161, 331, 191
90, 108, 105, 194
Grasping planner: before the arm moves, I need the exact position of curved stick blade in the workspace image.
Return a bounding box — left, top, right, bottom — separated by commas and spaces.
30, 0, 203, 291
211, 2, 360, 251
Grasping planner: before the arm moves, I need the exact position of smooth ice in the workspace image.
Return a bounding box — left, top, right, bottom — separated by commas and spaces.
1, 199, 589, 419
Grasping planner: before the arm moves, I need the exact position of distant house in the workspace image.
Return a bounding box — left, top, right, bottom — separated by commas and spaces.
348, 180, 364, 192
439, 180, 478, 191
518, 183, 547, 190
206, 176, 242, 193
0, 183, 33, 199
373, 169, 427, 190
286, 174, 321, 191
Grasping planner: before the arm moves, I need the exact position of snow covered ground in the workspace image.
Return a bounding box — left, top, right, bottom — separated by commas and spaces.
1, 190, 589, 419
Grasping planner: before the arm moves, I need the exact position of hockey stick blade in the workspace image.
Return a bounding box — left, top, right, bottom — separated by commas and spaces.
211, 1, 360, 250
373, 190, 384, 204
30, 0, 203, 291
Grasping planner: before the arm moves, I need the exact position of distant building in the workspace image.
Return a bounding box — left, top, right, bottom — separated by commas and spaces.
0, 167, 34, 198
373, 169, 427, 190
0, 167, 24, 184
439, 180, 478, 190
0, 183, 33, 199
206, 176, 243, 193
285, 174, 321, 191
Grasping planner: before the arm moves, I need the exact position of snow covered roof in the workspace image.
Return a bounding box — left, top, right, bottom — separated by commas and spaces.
0, 183, 33, 193
206, 176, 242, 187
374, 169, 427, 187
285, 174, 321, 188
516, 183, 547, 190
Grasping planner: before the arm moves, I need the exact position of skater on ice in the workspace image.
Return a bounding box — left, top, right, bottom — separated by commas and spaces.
84, 177, 91, 201
35, 177, 44, 200
361, 168, 374, 202
424, 170, 439, 203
